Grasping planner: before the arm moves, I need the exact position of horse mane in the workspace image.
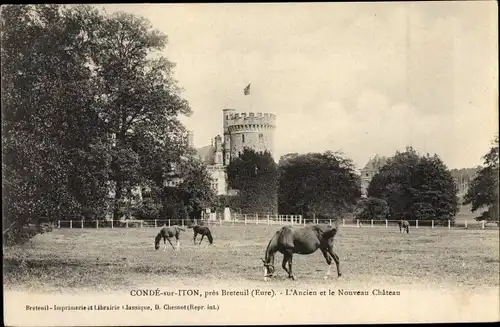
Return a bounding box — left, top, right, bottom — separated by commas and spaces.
264, 230, 280, 262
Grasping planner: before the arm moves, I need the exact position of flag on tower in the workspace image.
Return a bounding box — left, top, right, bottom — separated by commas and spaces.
243, 83, 251, 95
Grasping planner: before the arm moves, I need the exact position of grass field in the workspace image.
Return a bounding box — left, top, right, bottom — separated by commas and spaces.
3, 224, 499, 293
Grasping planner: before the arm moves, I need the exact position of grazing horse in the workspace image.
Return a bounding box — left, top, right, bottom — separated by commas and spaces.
261, 221, 341, 281
154, 226, 185, 251
397, 220, 410, 234
187, 224, 214, 245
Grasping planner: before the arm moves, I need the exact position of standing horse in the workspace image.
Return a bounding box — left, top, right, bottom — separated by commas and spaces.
154, 226, 185, 251
397, 220, 410, 234
187, 224, 214, 245
261, 221, 341, 281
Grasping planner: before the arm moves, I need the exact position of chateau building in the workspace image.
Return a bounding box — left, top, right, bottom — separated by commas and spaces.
360, 155, 388, 198
192, 109, 277, 195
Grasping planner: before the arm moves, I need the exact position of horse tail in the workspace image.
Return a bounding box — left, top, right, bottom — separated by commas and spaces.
206, 230, 213, 244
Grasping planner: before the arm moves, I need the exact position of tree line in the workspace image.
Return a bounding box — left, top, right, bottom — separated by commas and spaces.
2, 5, 215, 244
227, 140, 498, 225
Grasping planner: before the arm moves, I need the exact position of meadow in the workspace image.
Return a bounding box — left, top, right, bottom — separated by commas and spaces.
3, 223, 499, 293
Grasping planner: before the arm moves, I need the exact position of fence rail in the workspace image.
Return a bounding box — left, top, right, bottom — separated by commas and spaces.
55, 215, 499, 231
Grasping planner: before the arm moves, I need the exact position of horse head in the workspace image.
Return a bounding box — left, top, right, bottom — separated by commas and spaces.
154, 234, 161, 250
261, 258, 275, 279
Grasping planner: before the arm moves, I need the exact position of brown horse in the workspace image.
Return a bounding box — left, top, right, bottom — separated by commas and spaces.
397, 220, 410, 234
154, 226, 185, 251
187, 224, 214, 245
261, 221, 341, 281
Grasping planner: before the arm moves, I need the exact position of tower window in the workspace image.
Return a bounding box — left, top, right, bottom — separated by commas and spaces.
259, 133, 263, 141
242, 134, 245, 143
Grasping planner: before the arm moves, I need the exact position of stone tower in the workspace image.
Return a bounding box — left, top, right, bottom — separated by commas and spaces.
222, 110, 276, 163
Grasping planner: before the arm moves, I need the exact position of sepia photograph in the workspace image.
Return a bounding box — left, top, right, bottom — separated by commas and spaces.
2, 1, 499, 326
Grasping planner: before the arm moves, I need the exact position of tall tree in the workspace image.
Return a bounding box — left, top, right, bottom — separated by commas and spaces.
87, 10, 191, 219
1, 5, 110, 240
226, 149, 279, 214
367, 147, 459, 222
1, 5, 193, 242
278, 151, 360, 220
463, 136, 499, 221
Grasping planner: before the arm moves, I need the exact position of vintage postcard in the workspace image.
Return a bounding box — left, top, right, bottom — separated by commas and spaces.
3, 2, 499, 326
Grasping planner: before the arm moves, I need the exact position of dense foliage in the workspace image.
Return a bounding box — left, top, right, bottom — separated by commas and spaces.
355, 197, 389, 221
1, 5, 209, 244
463, 136, 499, 221
278, 151, 361, 220
226, 149, 279, 214
367, 147, 459, 222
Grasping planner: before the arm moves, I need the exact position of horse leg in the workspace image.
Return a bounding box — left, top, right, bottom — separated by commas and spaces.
286, 251, 296, 280
320, 248, 333, 280
175, 235, 180, 250
327, 245, 342, 277
193, 232, 198, 245
166, 237, 176, 250
281, 254, 291, 278
163, 237, 167, 251
199, 234, 205, 245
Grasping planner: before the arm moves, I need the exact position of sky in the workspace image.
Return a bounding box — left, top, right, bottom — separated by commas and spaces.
94, 2, 498, 170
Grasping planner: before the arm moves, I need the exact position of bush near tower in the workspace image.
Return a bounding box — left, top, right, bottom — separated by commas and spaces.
226, 149, 279, 215
367, 146, 459, 224
278, 151, 361, 220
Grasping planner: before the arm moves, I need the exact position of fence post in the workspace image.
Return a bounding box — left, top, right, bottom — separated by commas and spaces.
70, 220, 73, 229
182, 219, 184, 227
342, 219, 345, 226
168, 220, 171, 227
244, 214, 247, 225
154, 219, 157, 228
448, 220, 451, 229
464, 220, 467, 229
141, 221, 144, 228
329, 219, 332, 226
313, 213, 316, 224
58, 220, 61, 229
126, 220, 129, 228
81, 219, 84, 229
416, 220, 419, 229
96, 220, 99, 229
267, 215, 270, 225
291, 215, 294, 226
219, 215, 222, 226
356, 219, 359, 228
256, 214, 259, 225
385, 219, 388, 228
111, 220, 114, 229
371, 219, 373, 228
431, 220, 434, 229
482, 220, 485, 230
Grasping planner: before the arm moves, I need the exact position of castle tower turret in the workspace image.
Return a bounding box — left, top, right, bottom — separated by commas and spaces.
214, 135, 223, 165
222, 109, 235, 165
225, 111, 276, 160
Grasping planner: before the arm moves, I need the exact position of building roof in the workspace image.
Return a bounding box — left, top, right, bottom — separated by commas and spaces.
195, 145, 216, 165
361, 155, 388, 172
